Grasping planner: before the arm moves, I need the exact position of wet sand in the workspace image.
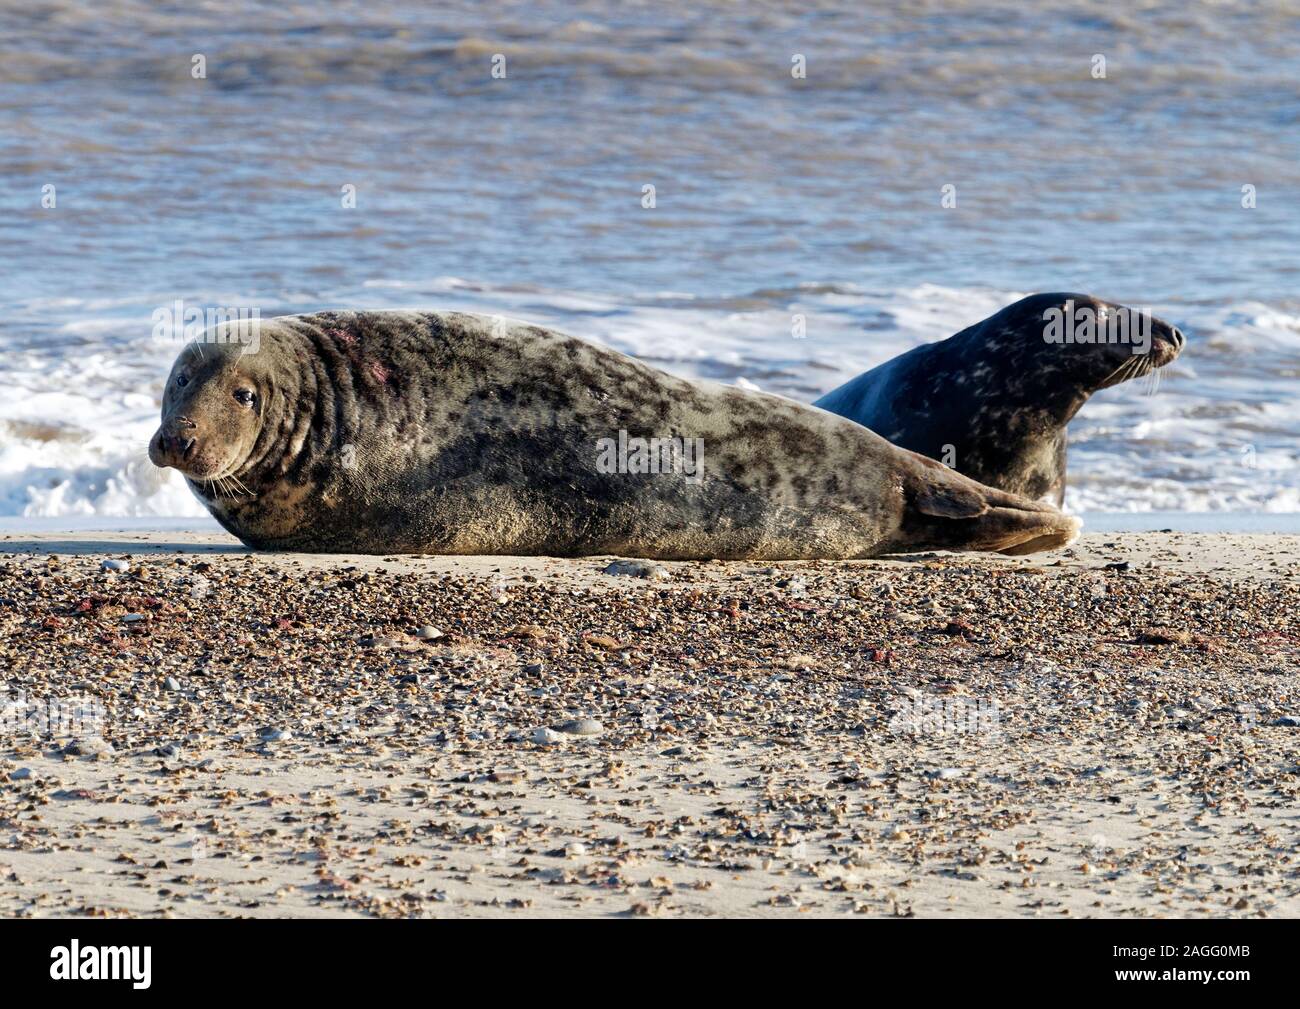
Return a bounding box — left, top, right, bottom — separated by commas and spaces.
1, 531, 1297, 918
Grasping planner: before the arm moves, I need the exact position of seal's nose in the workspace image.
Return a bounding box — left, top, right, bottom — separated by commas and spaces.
1152, 323, 1185, 360
149, 416, 198, 469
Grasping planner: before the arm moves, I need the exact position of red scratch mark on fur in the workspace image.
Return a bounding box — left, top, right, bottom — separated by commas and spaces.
369, 360, 391, 385
328, 327, 357, 346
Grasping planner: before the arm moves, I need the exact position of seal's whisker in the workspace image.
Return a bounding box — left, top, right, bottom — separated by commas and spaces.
1104, 355, 1140, 388
1100, 362, 1125, 387
1146, 366, 1162, 397
1107, 357, 1136, 389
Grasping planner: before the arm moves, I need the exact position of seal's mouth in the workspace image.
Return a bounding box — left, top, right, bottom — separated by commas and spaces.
176, 455, 233, 482
174, 456, 252, 497
1097, 323, 1185, 392
149, 422, 220, 479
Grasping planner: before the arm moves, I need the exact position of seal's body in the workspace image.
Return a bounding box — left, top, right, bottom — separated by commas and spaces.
149, 311, 1079, 559
815, 293, 1185, 504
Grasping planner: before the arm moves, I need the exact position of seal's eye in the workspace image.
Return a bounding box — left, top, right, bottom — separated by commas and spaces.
233, 389, 256, 407
175, 374, 189, 388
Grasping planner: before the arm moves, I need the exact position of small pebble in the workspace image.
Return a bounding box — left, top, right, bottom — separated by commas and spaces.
101, 559, 130, 572
554, 718, 603, 736
62, 737, 114, 757
603, 560, 670, 580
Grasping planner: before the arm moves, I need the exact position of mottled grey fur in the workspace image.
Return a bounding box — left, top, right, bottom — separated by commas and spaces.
149, 311, 1079, 558
815, 293, 1185, 504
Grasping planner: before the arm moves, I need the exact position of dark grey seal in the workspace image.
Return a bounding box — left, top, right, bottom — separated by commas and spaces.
148, 311, 1079, 559
814, 293, 1185, 504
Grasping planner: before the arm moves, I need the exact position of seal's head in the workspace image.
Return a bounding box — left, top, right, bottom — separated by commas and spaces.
1015, 292, 1185, 399
149, 340, 264, 485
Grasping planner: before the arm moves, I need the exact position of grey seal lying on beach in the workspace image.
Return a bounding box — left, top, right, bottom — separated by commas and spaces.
148, 311, 1079, 559
814, 293, 1185, 504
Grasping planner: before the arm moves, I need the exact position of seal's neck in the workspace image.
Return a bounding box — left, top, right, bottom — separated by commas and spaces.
949, 332, 1091, 428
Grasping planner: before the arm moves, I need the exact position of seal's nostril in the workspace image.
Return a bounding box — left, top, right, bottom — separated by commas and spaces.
1171, 327, 1185, 346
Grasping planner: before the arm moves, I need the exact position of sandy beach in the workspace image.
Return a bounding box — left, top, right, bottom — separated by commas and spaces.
0, 529, 1296, 918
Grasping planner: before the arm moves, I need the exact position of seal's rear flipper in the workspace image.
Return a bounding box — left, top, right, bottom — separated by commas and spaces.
936, 501, 1079, 555
996, 530, 1077, 555
904, 458, 1080, 556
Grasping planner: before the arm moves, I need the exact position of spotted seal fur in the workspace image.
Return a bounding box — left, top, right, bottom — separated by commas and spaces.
149, 311, 1080, 559
814, 293, 1185, 504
